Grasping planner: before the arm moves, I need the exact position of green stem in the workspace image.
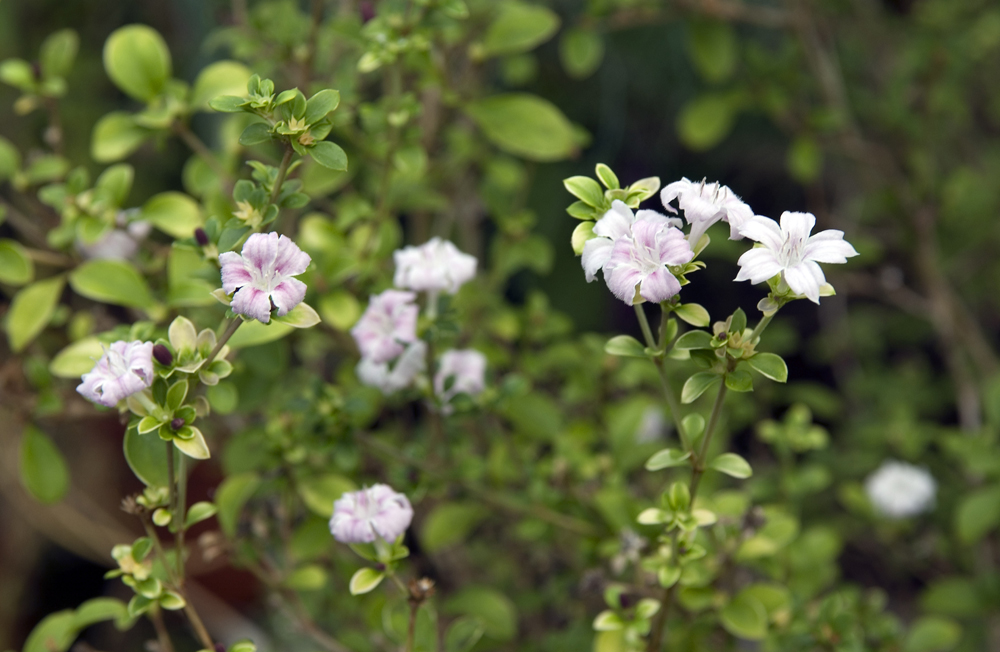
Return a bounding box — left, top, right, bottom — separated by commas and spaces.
688, 383, 728, 502
634, 304, 656, 351
748, 311, 776, 344
173, 121, 232, 187
207, 318, 242, 366
270, 147, 294, 206
635, 305, 689, 449
175, 453, 187, 583
150, 607, 176, 652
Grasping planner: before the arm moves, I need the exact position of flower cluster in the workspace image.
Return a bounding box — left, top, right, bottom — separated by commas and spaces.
219, 232, 312, 323
329, 483, 414, 544
578, 175, 858, 306
351, 239, 486, 406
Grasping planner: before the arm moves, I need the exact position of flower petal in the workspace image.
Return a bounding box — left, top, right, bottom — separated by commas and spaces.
735, 248, 783, 283
241, 232, 279, 274
271, 278, 307, 316
805, 230, 859, 263
639, 268, 681, 303
219, 252, 252, 294
273, 234, 311, 277
738, 216, 784, 251
231, 286, 273, 322
656, 227, 694, 266
606, 264, 644, 305
779, 211, 816, 245
581, 237, 614, 282
783, 262, 821, 303
593, 201, 634, 239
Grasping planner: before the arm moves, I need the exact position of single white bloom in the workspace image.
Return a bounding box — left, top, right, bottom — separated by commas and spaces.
661, 177, 754, 246
329, 484, 414, 544
219, 232, 311, 323
581, 200, 683, 283
351, 290, 420, 364
356, 341, 427, 394
735, 211, 859, 303
76, 341, 154, 407
865, 460, 936, 519
434, 349, 487, 405
393, 237, 477, 294
635, 406, 667, 444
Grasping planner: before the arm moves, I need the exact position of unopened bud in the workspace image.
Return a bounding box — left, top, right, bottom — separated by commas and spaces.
360, 0, 375, 22
153, 344, 173, 366
171, 417, 185, 430
195, 227, 210, 246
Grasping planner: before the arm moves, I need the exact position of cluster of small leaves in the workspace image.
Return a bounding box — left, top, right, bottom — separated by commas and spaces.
565, 164, 660, 255
0, 29, 78, 115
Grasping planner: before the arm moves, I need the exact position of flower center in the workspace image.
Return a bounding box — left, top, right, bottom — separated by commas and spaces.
106, 349, 130, 377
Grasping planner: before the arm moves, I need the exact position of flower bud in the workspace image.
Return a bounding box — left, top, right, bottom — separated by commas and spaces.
153, 344, 173, 366
170, 417, 185, 431
195, 227, 210, 246
360, 0, 375, 23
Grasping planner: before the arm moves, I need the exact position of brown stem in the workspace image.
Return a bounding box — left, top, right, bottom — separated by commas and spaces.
181, 600, 216, 651
206, 318, 243, 366
688, 383, 728, 502
22, 247, 74, 267
149, 607, 176, 652
406, 601, 418, 652
172, 121, 232, 189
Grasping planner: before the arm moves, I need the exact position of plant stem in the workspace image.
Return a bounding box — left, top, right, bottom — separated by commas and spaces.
406, 601, 418, 652
688, 383, 728, 502
173, 121, 232, 188
270, 147, 294, 206
634, 304, 656, 351
182, 600, 216, 651
22, 247, 73, 267
175, 453, 187, 583
634, 304, 689, 448
150, 607, 176, 652
207, 318, 242, 366
748, 312, 775, 344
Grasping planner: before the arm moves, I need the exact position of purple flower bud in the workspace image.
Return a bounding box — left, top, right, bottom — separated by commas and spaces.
171, 417, 185, 431
360, 0, 376, 23
329, 484, 413, 544
153, 344, 173, 366
195, 227, 210, 247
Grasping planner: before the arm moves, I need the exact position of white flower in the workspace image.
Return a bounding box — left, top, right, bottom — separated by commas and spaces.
393, 237, 477, 294
329, 484, 414, 544
219, 232, 311, 322
76, 341, 154, 407
356, 341, 427, 394
661, 177, 754, 246
434, 349, 487, 405
351, 290, 420, 364
635, 406, 666, 444
735, 211, 859, 303
581, 200, 684, 283
865, 460, 936, 519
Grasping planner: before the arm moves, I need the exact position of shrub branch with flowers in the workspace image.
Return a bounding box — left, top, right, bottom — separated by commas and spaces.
0, 3, 994, 652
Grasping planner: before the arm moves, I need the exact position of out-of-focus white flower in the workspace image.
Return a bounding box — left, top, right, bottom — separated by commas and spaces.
393, 237, 477, 294
77, 214, 152, 261
865, 460, 936, 519
77, 341, 154, 407
735, 211, 858, 304
434, 349, 486, 405
635, 406, 667, 444
610, 528, 648, 575
661, 177, 754, 246
351, 290, 420, 364
219, 232, 311, 322
329, 484, 414, 544
356, 341, 427, 394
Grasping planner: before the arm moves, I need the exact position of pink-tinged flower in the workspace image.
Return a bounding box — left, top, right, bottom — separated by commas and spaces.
603, 214, 694, 306
393, 237, 477, 294
351, 290, 419, 364
434, 349, 486, 404
357, 341, 427, 394
581, 200, 683, 284
77, 341, 154, 407
735, 212, 858, 304
329, 483, 414, 544
219, 232, 311, 323
661, 177, 754, 246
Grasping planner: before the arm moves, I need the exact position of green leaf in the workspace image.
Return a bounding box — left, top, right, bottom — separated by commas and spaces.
304, 89, 341, 124
563, 176, 604, 207
677, 94, 736, 151
91, 112, 149, 163
94, 163, 134, 207
40, 29, 79, 80
709, 453, 753, 479
183, 501, 217, 529
297, 474, 356, 517
309, 141, 349, 171
173, 427, 210, 460
595, 163, 619, 190
239, 122, 271, 146
465, 93, 576, 162
787, 135, 823, 184
674, 330, 713, 350
349, 568, 385, 595
216, 472, 260, 537
6, 275, 65, 352
605, 335, 646, 358
273, 302, 321, 328
729, 307, 747, 334
189, 60, 251, 110
22, 611, 76, 652
571, 221, 595, 255
208, 95, 245, 113
674, 303, 710, 327
0, 58, 34, 90
226, 320, 295, 348
0, 135, 21, 179
681, 372, 721, 404
50, 337, 104, 378
142, 191, 202, 239
593, 610, 624, 631
748, 352, 788, 382
921, 577, 983, 618
559, 27, 604, 79
955, 484, 1000, 544
481, 2, 560, 57
286, 564, 328, 591
905, 616, 962, 652
20, 426, 69, 504
421, 503, 487, 553
72, 597, 128, 631
687, 20, 737, 83
0, 238, 34, 285
725, 369, 753, 392
103, 25, 172, 101
229, 640, 257, 652
124, 427, 170, 487
318, 291, 361, 331
70, 259, 153, 309
682, 413, 705, 439
645, 448, 692, 471
444, 587, 517, 641
445, 616, 486, 652
720, 591, 768, 640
